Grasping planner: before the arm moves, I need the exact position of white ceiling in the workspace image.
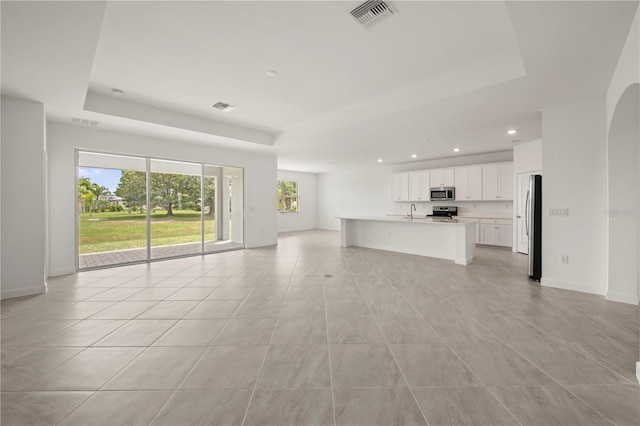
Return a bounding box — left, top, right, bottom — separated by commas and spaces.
2, 1, 637, 172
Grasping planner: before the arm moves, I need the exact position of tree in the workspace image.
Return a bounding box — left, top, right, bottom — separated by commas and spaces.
115, 171, 146, 213
277, 180, 298, 212
78, 176, 110, 217
150, 173, 200, 216
115, 171, 202, 216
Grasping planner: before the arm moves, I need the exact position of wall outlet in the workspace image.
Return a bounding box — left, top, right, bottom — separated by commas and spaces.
560, 254, 569, 264
549, 208, 569, 216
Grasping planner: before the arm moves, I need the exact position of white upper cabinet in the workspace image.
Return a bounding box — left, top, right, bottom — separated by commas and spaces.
482, 163, 513, 200
430, 168, 455, 187
409, 170, 430, 201
391, 172, 409, 201
454, 166, 482, 201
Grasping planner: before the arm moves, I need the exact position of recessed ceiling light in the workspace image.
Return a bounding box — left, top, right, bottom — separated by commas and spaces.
411, 154, 417, 158
111, 88, 124, 95
453, 148, 460, 152
266, 70, 278, 77
377, 158, 383, 163
507, 129, 517, 135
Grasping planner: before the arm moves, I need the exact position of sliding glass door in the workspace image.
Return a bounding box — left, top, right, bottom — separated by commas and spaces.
77, 152, 148, 269
150, 159, 202, 260
77, 151, 244, 269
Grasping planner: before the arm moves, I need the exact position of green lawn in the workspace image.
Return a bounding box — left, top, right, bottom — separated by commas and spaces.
79, 209, 215, 253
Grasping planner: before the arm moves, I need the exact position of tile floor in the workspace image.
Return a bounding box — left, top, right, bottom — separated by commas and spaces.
2, 230, 639, 426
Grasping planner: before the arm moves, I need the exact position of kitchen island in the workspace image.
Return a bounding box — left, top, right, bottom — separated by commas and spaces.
338, 216, 475, 265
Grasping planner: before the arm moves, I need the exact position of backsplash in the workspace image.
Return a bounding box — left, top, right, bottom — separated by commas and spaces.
392, 201, 513, 217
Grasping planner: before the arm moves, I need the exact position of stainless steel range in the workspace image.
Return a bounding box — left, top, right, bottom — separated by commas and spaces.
427, 206, 458, 218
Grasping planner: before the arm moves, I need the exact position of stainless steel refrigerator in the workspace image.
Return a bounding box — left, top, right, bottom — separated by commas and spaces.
527, 175, 542, 281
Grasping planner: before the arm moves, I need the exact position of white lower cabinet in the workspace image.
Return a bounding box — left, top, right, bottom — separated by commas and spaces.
479, 219, 512, 247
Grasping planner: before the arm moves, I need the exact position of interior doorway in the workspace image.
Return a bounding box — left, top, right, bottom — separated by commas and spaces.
607, 83, 639, 304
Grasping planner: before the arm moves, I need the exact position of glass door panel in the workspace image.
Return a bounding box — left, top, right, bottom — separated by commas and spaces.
224, 167, 244, 247
150, 159, 202, 260
77, 152, 147, 269
203, 165, 219, 253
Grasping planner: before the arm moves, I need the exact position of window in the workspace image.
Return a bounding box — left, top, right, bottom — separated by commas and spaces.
277, 180, 299, 213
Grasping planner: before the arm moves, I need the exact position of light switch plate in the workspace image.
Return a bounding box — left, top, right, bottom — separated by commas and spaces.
548, 208, 569, 216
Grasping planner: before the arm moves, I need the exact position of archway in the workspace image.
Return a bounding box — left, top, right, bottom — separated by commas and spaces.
607, 83, 640, 304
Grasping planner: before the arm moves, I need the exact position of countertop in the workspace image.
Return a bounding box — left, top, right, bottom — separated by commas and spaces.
337, 216, 471, 225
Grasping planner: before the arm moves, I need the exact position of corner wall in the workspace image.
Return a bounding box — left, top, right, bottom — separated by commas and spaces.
541, 97, 608, 295
277, 170, 318, 233
605, 6, 639, 305
47, 122, 277, 276
1, 97, 47, 299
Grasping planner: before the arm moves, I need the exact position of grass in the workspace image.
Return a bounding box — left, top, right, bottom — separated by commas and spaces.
78, 209, 216, 253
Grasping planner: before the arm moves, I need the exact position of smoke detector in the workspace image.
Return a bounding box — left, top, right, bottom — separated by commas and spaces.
211, 101, 236, 112
71, 117, 99, 127
350, 0, 396, 29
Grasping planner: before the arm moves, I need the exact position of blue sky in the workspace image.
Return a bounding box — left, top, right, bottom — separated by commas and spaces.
78, 167, 123, 194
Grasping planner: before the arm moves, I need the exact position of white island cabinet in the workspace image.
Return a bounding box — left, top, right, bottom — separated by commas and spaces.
338, 216, 475, 265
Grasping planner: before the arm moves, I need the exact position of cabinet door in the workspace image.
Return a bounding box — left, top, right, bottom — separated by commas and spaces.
455, 166, 482, 201
391, 173, 409, 201
499, 163, 513, 200
454, 167, 469, 199
409, 170, 429, 201
496, 224, 513, 247
430, 168, 454, 187
482, 165, 499, 200
480, 224, 496, 245
482, 163, 512, 200
467, 166, 483, 200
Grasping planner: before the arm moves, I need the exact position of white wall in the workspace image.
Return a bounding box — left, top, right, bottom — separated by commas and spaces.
605, 6, 639, 305
541, 97, 608, 295
1, 97, 47, 299
47, 122, 277, 276
317, 151, 513, 231
318, 166, 394, 231
513, 139, 542, 175
277, 170, 318, 233
606, 8, 639, 132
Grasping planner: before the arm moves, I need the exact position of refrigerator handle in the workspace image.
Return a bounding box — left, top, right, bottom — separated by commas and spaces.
525, 190, 530, 237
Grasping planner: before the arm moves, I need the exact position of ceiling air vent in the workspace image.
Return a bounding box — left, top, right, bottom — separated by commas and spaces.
71, 117, 99, 127
211, 101, 236, 112
350, 0, 395, 29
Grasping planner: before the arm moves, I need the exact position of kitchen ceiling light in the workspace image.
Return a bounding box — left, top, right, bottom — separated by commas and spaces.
266, 70, 278, 77
453, 148, 460, 152
377, 158, 383, 163
507, 129, 517, 135
411, 154, 417, 158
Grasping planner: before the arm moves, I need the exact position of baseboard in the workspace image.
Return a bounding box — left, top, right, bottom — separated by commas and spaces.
245, 240, 277, 249
317, 226, 340, 232
606, 291, 640, 305
48, 267, 76, 278
540, 278, 605, 296
277, 227, 316, 234
1, 284, 46, 300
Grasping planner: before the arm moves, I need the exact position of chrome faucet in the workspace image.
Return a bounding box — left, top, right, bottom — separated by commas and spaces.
410, 203, 416, 221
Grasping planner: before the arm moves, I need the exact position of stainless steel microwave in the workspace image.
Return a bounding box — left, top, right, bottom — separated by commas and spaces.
430, 187, 455, 201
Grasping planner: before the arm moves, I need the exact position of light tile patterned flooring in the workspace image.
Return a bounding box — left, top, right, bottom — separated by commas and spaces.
2, 230, 639, 425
